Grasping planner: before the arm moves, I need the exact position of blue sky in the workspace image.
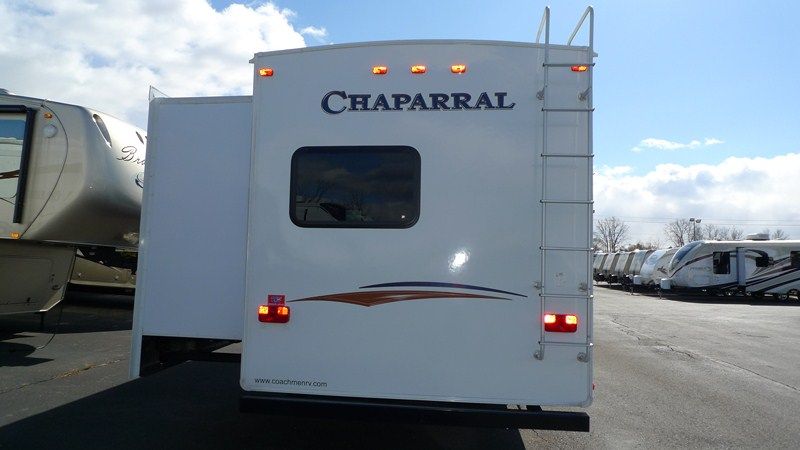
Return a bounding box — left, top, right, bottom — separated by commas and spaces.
4, 0, 798, 243
209, 0, 800, 174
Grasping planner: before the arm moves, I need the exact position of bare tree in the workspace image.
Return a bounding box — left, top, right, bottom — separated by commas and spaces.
763, 228, 790, 240
702, 224, 726, 240
703, 224, 744, 241
773, 229, 789, 240
594, 217, 629, 253
663, 219, 694, 247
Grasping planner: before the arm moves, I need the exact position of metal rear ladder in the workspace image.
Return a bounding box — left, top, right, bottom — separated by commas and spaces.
533, 6, 595, 362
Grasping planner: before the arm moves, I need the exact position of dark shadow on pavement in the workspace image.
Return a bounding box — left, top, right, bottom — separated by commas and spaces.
598, 284, 800, 306
0, 341, 51, 367
0, 361, 526, 450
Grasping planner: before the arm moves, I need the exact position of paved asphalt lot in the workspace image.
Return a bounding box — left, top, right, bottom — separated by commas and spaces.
1, 286, 799, 449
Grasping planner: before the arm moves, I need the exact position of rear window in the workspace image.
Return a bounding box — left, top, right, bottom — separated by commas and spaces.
290, 146, 420, 228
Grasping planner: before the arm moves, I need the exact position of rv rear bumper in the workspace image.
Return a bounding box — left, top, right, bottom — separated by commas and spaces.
239, 391, 589, 432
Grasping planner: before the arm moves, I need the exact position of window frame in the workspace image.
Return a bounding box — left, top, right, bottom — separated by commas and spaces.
289, 145, 421, 229
0, 105, 36, 223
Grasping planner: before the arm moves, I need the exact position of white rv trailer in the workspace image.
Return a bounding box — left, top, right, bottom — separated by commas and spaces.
600, 252, 619, 281
593, 252, 607, 281
0, 90, 144, 314
621, 249, 653, 285
660, 240, 800, 297
635, 248, 678, 287
610, 251, 634, 283
131, 7, 595, 431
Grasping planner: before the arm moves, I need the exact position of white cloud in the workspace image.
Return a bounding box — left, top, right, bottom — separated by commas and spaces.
0, 0, 321, 127
595, 153, 800, 243
300, 26, 328, 42
631, 137, 724, 152
598, 165, 633, 176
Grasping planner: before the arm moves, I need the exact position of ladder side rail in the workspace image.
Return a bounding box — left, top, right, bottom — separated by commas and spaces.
536, 5, 551, 360
584, 37, 595, 361
536, 7, 550, 44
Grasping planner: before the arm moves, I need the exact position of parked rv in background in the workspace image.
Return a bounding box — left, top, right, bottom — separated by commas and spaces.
661, 239, 800, 299
593, 252, 608, 281
610, 251, 633, 283
634, 248, 677, 287
600, 252, 620, 282
622, 249, 654, 285
0, 90, 144, 314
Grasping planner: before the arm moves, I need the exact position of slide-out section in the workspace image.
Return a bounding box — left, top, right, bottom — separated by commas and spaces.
130, 96, 252, 377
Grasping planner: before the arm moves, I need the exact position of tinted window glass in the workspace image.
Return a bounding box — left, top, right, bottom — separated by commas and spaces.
755, 256, 770, 267
791, 252, 800, 270
0, 113, 26, 200
290, 146, 420, 228
713, 251, 730, 274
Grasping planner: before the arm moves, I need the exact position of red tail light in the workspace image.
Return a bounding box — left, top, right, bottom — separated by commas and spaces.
258, 304, 290, 323
571, 65, 589, 72
258, 67, 274, 77
544, 313, 578, 332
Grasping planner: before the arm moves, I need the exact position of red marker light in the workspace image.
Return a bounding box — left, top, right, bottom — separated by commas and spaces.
571, 65, 589, 72
258, 304, 290, 323
411, 65, 427, 74
372, 66, 388, 75
544, 313, 578, 332
258, 67, 274, 77
451, 64, 467, 74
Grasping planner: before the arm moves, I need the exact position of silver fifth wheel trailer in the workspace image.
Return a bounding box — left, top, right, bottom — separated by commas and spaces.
131, 7, 595, 431
660, 239, 800, 298
0, 90, 144, 314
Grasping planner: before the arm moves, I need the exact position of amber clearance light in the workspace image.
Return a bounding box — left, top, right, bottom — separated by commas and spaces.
451, 64, 467, 74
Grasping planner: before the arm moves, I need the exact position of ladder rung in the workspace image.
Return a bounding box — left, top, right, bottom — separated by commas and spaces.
541, 246, 593, 252
540, 293, 593, 299
541, 200, 593, 204
541, 153, 594, 158
542, 62, 596, 68
539, 341, 594, 348
542, 108, 595, 112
